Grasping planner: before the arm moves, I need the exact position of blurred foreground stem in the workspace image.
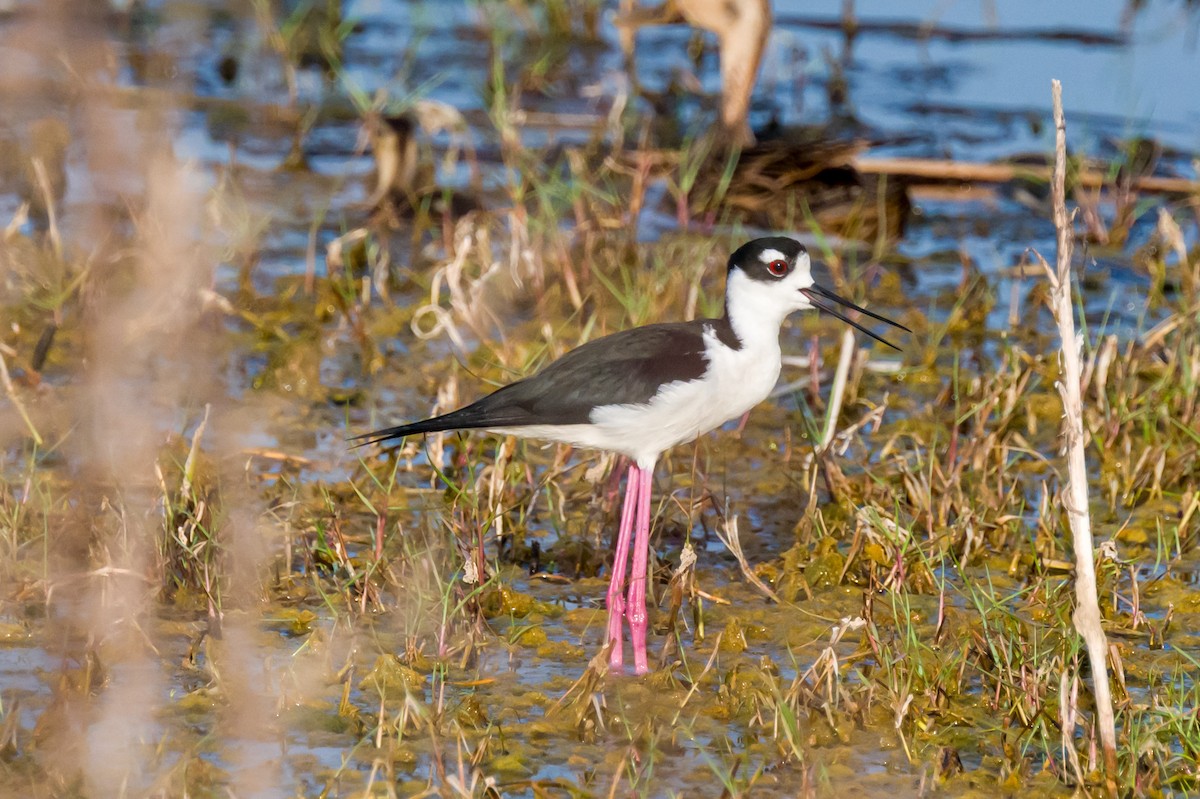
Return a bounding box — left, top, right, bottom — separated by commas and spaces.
0, 351, 42, 447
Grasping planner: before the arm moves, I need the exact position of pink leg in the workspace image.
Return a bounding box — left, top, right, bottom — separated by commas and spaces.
627, 462, 655, 674
606, 463, 641, 670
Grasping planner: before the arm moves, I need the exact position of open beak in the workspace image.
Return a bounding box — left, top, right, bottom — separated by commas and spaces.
800, 284, 911, 351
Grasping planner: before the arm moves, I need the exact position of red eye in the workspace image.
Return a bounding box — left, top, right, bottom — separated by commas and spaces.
767, 259, 789, 277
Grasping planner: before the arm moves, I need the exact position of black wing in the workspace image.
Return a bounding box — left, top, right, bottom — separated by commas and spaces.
354, 320, 716, 446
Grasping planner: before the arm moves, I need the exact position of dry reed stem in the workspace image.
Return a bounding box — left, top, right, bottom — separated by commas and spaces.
818, 328, 855, 453
180, 403, 211, 507
714, 514, 780, 603
1045, 79, 1118, 784
30, 157, 62, 258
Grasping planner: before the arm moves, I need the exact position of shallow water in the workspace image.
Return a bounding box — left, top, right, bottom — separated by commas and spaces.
2, 0, 1200, 797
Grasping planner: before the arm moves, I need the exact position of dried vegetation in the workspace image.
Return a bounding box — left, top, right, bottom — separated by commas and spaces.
0, 1, 1198, 797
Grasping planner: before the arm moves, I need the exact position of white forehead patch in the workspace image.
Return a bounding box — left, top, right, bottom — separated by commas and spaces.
758, 248, 787, 263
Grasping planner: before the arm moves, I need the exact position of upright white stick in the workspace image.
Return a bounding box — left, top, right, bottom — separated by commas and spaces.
1045, 79, 1118, 781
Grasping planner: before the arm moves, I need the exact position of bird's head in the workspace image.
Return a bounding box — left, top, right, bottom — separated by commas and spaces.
726, 236, 909, 350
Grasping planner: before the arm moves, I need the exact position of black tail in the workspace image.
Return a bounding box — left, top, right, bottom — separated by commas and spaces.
350, 409, 489, 448
350, 392, 545, 448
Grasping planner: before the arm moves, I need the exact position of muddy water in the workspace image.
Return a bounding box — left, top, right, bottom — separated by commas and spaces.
1, 1, 1199, 797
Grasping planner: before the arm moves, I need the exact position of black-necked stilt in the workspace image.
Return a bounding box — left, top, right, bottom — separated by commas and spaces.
357, 236, 908, 674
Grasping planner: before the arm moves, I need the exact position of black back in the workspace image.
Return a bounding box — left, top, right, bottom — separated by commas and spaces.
357, 319, 724, 445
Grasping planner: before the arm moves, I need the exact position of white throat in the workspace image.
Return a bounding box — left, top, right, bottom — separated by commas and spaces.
723, 266, 813, 350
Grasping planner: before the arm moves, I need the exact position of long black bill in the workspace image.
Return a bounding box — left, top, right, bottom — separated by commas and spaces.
800, 284, 911, 351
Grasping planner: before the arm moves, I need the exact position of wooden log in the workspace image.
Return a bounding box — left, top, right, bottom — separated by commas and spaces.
855, 156, 1200, 195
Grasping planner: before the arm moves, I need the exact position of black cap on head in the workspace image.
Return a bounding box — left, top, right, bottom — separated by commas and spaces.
728, 236, 807, 280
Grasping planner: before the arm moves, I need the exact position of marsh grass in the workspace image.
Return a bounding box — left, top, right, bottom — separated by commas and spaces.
1, 3, 1200, 798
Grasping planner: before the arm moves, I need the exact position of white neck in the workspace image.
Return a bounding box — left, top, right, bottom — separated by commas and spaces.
723, 269, 792, 352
